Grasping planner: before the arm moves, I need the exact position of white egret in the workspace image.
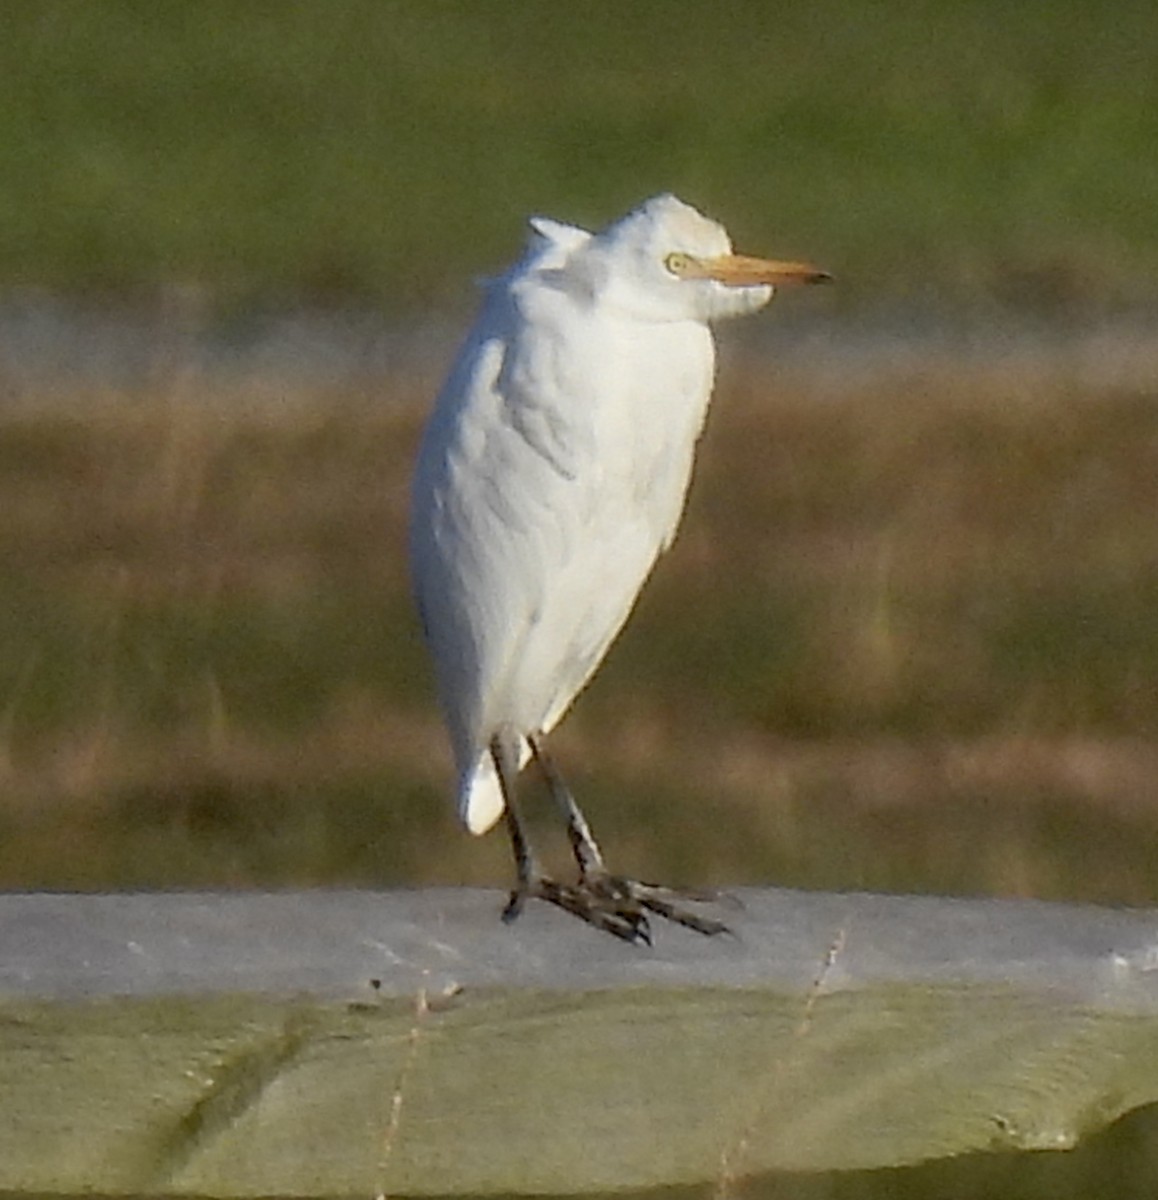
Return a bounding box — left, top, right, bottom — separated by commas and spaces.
411, 193, 829, 941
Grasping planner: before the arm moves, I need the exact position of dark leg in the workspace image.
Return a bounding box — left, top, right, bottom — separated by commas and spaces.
490, 729, 650, 943
527, 732, 605, 877
490, 730, 539, 923
529, 731, 734, 940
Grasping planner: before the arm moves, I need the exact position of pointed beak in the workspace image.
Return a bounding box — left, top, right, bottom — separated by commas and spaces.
694, 254, 832, 287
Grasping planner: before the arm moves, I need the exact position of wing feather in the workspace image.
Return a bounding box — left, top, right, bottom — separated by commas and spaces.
411, 239, 714, 833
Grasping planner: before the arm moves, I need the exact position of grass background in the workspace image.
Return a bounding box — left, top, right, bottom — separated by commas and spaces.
0, 2, 1155, 902
1, 354, 1156, 908
2, 0, 1158, 311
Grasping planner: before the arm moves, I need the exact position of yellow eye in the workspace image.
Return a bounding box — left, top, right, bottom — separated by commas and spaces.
664, 252, 694, 277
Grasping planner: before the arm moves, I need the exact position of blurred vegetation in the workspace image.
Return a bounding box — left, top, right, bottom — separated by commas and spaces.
0, 0, 1156, 907
1, 0, 1157, 309
0, 355, 1156, 901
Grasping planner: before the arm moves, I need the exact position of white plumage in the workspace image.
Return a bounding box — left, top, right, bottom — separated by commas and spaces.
410, 194, 827, 938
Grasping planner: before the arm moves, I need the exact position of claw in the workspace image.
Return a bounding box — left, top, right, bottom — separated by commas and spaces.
607, 878, 733, 938
500, 870, 728, 943
501, 889, 527, 924
491, 734, 727, 944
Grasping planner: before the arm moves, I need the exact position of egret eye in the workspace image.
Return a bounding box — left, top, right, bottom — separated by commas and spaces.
664, 252, 695, 278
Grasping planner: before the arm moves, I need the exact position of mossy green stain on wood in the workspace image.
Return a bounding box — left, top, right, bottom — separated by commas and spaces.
2, 982, 1158, 1195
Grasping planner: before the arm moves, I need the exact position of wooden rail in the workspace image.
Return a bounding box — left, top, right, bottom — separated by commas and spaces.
2, 887, 1157, 1195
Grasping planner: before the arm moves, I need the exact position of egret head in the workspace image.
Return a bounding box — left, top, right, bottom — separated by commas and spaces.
584, 193, 829, 323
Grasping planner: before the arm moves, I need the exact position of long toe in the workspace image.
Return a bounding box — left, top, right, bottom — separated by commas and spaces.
501, 874, 652, 944
634, 885, 733, 937
589, 875, 734, 938
542, 878, 652, 944
500, 870, 729, 942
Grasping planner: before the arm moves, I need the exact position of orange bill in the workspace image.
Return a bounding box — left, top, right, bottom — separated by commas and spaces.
695, 254, 831, 287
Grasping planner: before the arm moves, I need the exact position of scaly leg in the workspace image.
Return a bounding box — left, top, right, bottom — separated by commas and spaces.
490, 729, 649, 943
490, 729, 539, 923
528, 731, 605, 877
528, 731, 733, 940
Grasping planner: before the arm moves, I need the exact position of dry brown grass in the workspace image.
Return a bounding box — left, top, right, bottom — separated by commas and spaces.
1, 344, 1156, 900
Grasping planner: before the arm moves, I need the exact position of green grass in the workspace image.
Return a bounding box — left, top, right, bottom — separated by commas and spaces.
1, 0, 1158, 308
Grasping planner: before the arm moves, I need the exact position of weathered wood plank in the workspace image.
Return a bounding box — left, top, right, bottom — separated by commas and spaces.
1, 887, 1157, 1196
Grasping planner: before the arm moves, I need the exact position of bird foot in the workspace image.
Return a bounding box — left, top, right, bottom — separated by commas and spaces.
502, 871, 733, 944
